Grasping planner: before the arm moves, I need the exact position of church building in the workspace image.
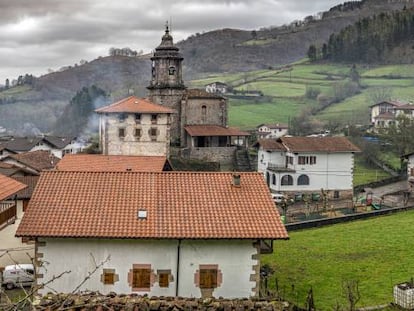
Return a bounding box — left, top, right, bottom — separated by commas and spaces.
97, 25, 249, 164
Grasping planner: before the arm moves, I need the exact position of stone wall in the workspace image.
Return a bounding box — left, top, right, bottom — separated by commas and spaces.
188, 147, 236, 165
15, 294, 294, 311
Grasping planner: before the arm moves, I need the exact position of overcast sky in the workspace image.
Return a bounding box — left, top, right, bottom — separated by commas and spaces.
0, 0, 346, 83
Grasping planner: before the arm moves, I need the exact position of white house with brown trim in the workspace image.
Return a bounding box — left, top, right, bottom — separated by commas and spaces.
16, 171, 287, 298
256, 123, 289, 139
255, 136, 360, 199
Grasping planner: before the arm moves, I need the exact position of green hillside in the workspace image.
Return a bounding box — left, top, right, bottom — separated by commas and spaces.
189, 63, 414, 131
262, 210, 414, 309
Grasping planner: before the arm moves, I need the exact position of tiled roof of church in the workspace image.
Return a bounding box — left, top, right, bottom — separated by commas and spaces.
95, 96, 175, 114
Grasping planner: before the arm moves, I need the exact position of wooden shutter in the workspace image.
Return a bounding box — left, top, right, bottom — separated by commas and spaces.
104, 272, 114, 285
158, 272, 169, 287
199, 269, 217, 289
133, 269, 151, 288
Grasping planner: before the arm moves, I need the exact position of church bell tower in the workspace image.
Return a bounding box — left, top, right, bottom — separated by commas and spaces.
147, 23, 186, 143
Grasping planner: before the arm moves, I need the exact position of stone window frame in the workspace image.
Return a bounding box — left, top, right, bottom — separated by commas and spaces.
135, 113, 141, 124
194, 264, 222, 289
128, 264, 155, 292
149, 127, 158, 141
100, 268, 119, 285
168, 66, 176, 75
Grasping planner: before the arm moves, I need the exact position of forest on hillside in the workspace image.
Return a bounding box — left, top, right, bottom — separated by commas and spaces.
308, 7, 414, 63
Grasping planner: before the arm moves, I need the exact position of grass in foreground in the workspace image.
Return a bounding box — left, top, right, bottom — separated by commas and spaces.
262, 210, 414, 309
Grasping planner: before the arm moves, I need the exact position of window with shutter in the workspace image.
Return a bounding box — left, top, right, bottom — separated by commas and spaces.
104, 272, 114, 285
199, 269, 218, 289
133, 268, 151, 288
158, 272, 170, 287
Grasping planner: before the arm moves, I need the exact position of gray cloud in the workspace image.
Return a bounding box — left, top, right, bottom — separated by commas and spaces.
0, 0, 344, 83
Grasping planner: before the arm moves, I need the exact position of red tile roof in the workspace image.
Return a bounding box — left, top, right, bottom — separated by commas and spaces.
96, 96, 175, 114
280, 136, 360, 153
7, 150, 60, 172
185, 125, 250, 137
254, 139, 286, 151
56, 155, 171, 172
16, 171, 288, 240
0, 173, 27, 201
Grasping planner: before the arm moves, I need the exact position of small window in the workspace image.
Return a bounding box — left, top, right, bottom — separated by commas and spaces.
272, 174, 276, 185
334, 190, 340, 199
134, 128, 141, 138
118, 128, 125, 138
169, 66, 176, 75
151, 114, 158, 124
101, 268, 118, 285
199, 268, 218, 289
281, 175, 293, 186
135, 114, 141, 123
119, 113, 126, 122
157, 270, 171, 288
150, 128, 157, 137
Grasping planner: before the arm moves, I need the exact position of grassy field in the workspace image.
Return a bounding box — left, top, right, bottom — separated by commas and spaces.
262, 210, 414, 310
189, 62, 414, 130
353, 156, 391, 185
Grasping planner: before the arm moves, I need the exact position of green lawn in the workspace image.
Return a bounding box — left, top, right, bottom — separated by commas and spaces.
262, 210, 414, 309
353, 156, 391, 185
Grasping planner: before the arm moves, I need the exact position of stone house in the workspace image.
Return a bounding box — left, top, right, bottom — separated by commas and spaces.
16, 171, 288, 298
255, 136, 360, 199
96, 96, 174, 157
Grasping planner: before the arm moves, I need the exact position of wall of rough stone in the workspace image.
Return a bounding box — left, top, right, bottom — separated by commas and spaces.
189, 147, 236, 165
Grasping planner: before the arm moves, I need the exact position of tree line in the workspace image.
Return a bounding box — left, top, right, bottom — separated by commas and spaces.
308, 7, 414, 63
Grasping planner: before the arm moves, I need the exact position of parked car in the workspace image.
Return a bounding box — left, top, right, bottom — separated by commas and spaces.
271, 193, 286, 204
1, 264, 34, 289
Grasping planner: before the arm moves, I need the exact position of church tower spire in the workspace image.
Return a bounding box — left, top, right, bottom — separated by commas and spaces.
147, 23, 186, 144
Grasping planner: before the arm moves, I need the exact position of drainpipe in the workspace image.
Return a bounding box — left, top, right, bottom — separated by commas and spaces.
176, 239, 181, 296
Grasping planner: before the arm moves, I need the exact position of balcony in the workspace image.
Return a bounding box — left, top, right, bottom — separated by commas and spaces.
267, 162, 295, 173
0, 202, 17, 230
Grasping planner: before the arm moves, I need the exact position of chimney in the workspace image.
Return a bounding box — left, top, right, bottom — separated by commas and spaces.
232, 174, 241, 187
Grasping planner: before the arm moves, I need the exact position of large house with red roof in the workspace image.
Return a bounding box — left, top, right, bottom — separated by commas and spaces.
255, 136, 360, 199
16, 171, 287, 298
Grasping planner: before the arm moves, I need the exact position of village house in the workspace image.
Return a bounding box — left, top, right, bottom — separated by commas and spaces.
255, 136, 360, 199
1, 150, 60, 175
0, 173, 30, 267
205, 81, 228, 94
0, 135, 86, 159
56, 154, 173, 172
96, 96, 174, 157
370, 100, 413, 130
256, 123, 289, 139
16, 171, 288, 298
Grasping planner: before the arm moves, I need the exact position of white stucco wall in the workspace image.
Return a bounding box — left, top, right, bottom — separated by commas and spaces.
37, 239, 257, 298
